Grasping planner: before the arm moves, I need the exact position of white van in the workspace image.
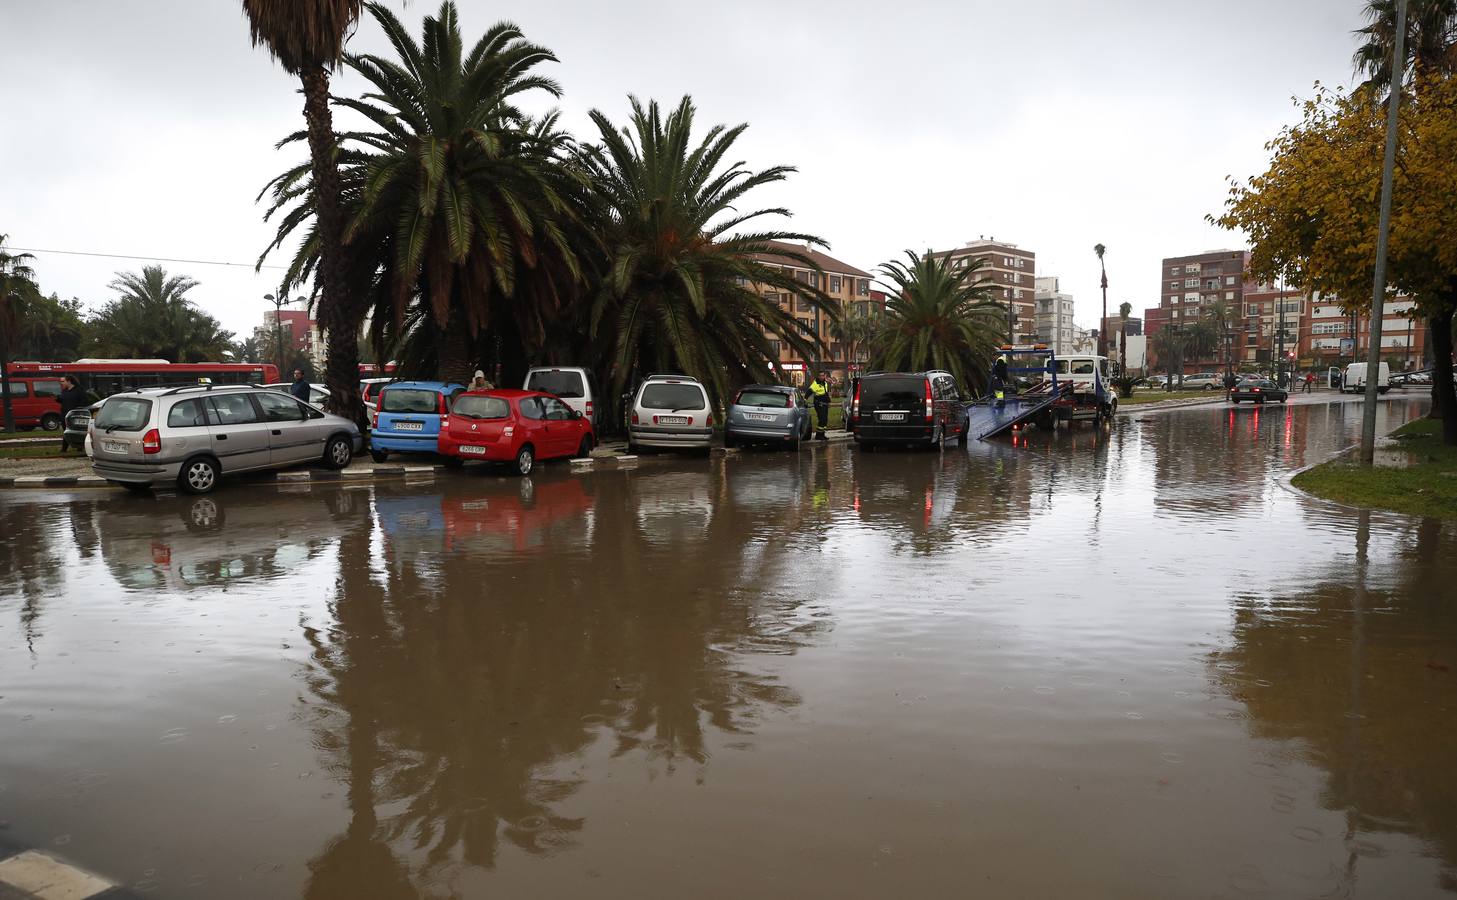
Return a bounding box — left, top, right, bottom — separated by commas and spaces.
523, 367, 601, 428
1342, 361, 1390, 394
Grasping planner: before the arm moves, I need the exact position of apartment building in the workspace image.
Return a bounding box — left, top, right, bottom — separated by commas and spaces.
934, 238, 1038, 344
1151, 249, 1249, 372
1034, 276, 1075, 354
1301, 295, 1427, 370
256, 309, 324, 370
746, 241, 877, 384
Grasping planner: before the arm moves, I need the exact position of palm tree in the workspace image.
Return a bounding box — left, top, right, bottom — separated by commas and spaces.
582, 95, 834, 403
87, 266, 235, 363
262, 1, 585, 385
869, 251, 1006, 394
1353, 0, 1457, 91
1154, 326, 1188, 390
1118, 301, 1132, 372
15, 294, 84, 361
1204, 298, 1237, 379
1183, 318, 1220, 373
1094, 243, 1108, 357
242, 0, 365, 419
0, 236, 41, 432
830, 307, 880, 381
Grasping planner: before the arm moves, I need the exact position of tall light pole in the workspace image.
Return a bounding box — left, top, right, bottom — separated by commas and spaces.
1094, 244, 1108, 358
1359, 0, 1407, 466
265, 292, 287, 376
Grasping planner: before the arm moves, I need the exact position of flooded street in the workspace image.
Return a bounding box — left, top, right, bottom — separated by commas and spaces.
2, 396, 1455, 898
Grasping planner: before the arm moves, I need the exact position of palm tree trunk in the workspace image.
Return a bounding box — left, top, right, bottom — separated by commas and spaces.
1430, 305, 1457, 446
300, 66, 364, 429
0, 329, 14, 433
438, 307, 472, 385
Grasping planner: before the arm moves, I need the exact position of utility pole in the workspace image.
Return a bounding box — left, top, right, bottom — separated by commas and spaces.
1276, 275, 1286, 386
1360, 0, 1406, 466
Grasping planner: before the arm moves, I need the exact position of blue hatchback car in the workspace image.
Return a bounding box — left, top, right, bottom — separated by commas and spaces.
370, 380, 465, 462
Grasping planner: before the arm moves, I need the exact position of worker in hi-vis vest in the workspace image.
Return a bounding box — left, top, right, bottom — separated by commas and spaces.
991, 355, 1009, 403
808, 371, 831, 440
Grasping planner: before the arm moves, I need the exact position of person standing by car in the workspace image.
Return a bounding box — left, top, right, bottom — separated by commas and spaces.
809, 371, 831, 440
57, 376, 88, 452
289, 369, 310, 402
470, 369, 494, 391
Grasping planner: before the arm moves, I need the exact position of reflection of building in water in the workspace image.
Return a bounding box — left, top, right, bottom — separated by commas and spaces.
298, 473, 831, 894
1210, 515, 1457, 892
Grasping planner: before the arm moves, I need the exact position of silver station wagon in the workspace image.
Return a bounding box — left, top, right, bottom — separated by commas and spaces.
91, 385, 362, 494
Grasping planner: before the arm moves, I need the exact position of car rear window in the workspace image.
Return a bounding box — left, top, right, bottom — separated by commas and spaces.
526, 370, 585, 398
736, 389, 790, 409
95, 397, 152, 431
640, 383, 706, 410
859, 377, 923, 406
380, 388, 440, 413
453, 395, 510, 419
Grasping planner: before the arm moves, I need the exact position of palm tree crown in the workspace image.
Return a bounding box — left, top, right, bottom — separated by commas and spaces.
1353, 0, 1457, 89
241, 0, 363, 74
582, 95, 834, 402
88, 266, 234, 362
869, 250, 1006, 394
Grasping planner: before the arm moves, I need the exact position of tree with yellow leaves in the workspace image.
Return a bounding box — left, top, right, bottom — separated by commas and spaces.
1216, 73, 1457, 444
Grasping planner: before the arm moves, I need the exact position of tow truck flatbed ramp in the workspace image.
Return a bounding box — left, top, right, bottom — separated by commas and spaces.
966, 381, 1072, 440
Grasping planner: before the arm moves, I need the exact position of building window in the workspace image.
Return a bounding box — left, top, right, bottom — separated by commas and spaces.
794, 270, 809, 284
1225, 276, 1235, 286
1225, 292, 1234, 300
829, 275, 842, 293
809, 272, 821, 289
858, 279, 870, 296
796, 295, 815, 313
768, 340, 781, 356
1184, 279, 1198, 288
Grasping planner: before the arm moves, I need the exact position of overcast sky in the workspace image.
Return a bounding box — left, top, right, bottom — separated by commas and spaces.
2, 0, 1366, 343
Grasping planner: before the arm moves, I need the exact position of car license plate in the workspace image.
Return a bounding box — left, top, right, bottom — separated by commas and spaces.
745, 413, 775, 422
103, 441, 127, 453
877, 412, 906, 421
459, 445, 486, 455
658, 416, 688, 425
394, 421, 424, 431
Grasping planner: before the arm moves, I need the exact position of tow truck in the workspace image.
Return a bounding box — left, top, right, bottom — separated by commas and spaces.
964, 345, 1118, 441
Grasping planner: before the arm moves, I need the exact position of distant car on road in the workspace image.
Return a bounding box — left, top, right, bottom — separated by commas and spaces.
724, 384, 812, 449
1229, 378, 1288, 404
437, 389, 594, 476
1179, 372, 1222, 390
90, 385, 360, 494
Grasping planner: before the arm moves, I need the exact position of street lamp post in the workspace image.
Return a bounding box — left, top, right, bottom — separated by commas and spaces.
1359, 0, 1407, 465
265, 293, 287, 376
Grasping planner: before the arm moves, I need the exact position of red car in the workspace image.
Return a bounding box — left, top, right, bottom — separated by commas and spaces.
437, 389, 595, 475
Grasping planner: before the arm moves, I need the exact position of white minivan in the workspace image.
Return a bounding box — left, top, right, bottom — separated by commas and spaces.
523, 367, 601, 429
1343, 361, 1390, 394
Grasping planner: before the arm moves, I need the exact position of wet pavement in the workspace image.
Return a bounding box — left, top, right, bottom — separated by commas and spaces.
2, 395, 1454, 898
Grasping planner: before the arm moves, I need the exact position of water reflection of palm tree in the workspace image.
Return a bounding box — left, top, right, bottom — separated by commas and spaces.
300, 471, 826, 891
1210, 513, 1457, 890
0, 501, 65, 652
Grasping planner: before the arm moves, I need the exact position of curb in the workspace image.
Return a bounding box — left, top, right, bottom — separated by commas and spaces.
0, 847, 137, 899
0, 464, 446, 491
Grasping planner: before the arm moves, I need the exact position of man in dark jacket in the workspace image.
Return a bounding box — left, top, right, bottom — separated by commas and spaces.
289, 369, 310, 402
57, 376, 88, 452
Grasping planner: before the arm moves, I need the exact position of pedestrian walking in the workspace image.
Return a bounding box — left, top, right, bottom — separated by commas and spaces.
57, 376, 88, 452
470, 369, 493, 391
288, 369, 310, 401
809, 370, 831, 440
1303, 371, 1315, 393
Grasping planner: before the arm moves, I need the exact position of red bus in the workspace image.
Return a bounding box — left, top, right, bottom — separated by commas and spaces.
5, 360, 280, 401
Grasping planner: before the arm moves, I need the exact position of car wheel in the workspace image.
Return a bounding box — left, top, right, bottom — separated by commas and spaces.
40, 413, 62, 432
1280, 396, 1287, 403
323, 435, 353, 470
369, 449, 388, 463
575, 435, 594, 459
442, 456, 464, 469
514, 445, 534, 476
178, 457, 219, 495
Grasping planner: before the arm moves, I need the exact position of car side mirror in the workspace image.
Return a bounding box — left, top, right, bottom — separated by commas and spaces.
571, 409, 582, 419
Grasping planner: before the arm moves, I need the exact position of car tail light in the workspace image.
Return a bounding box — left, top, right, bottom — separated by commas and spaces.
438, 394, 448, 415
787, 392, 796, 408
924, 379, 934, 422
371, 410, 379, 430
441, 415, 450, 428
1253, 387, 1261, 392
142, 428, 161, 454
707, 414, 714, 427
585, 400, 594, 418
852, 382, 861, 420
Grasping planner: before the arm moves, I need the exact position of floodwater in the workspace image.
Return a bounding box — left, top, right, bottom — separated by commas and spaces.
2, 396, 1455, 899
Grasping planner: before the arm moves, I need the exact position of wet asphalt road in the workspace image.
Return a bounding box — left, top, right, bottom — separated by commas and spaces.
1, 392, 1455, 899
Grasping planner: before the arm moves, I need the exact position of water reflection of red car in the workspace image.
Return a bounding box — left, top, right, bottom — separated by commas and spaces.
441, 478, 596, 554
438, 389, 595, 476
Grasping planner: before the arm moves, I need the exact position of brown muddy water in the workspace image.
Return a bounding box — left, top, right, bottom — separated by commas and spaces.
1, 396, 1454, 898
